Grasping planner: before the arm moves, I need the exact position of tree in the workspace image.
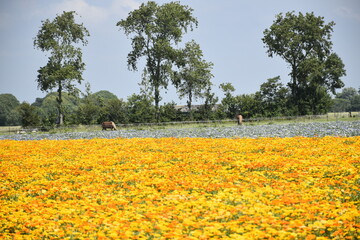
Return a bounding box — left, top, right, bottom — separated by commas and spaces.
331, 98, 350, 113
234, 94, 260, 119
103, 98, 129, 124
117, 1, 198, 121
127, 94, 156, 123
334, 87, 360, 112
159, 101, 180, 122
17, 102, 41, 127
37, 92, 79, 125
174, 40, 214, 119
197, 85, 218, 120
263, 11, 346, 115
336, 87, 358, 101
90, 91, 119, 106
34, 11, 89, 125
256, 76, 289, 117
0, 94, 20, 125
351, 95, 360, 112
76, 85, 121, 124
219, 83, 238, 118
76, 82, 99, 124
76, 102, 100, 125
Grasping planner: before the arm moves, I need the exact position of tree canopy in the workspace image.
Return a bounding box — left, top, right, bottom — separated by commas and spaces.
174, 40, 214, 119
333, 87, 360, 112
117, 1, 198, 121
263, 11, 346, 115
34, 11, 89, 125
0, 94, 20, 125
256, 76, 289, 117
2, 7, 357, 127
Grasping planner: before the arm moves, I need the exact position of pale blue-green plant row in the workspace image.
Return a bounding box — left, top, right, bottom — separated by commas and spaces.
1, 121, 359, 141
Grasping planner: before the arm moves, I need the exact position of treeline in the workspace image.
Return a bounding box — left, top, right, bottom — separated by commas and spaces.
1, 3, 355, 127
30, 4, 349, 127
1, 83, 359, 127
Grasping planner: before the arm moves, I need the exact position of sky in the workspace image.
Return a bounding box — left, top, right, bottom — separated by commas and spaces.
0, 0, 359, 105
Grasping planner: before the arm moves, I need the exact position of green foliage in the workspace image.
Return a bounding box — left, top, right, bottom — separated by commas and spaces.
76, 101, 100, 125
34, 11, 89, 125
219, 83, 235, 95
0, 94, 20, 125
351, 95, 360, 112
89, 91, 118, 106
234, 94, 261, 119
35, 92, 79, 125
197, 85, 219, 120
159, 102, 181, 122
218, 83, 238, 118
76, 89, 125, 125
117, 1, 198, 120
333, 87, 360, 112
103, 98, 129, 124
127, 94, 156, 123
174, 40, 214, 119
263, 11, 346, 115
17, 102, 41, 127
6, 109, 21, 126
332, 98, 350, 113
336, 87, 358, 101
256, 76, 290, 117
3, 8, 355, 125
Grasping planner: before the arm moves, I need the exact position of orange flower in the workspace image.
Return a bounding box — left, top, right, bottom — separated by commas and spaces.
0, 137, 359, 239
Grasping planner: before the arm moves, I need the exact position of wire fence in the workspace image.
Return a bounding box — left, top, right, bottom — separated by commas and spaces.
1, 112, 359, 134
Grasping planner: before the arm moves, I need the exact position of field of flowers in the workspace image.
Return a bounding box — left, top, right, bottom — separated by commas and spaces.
1, 136, 359, 239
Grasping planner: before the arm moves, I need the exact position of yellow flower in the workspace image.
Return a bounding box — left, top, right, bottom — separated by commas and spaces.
0, 137, 359, 239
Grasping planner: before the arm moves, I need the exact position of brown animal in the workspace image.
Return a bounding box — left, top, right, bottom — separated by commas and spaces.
102, 121, 117, 130
236, 114, 243, 125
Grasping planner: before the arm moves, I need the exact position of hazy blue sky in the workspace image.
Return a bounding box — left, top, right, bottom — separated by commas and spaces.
0, 0, 359, 105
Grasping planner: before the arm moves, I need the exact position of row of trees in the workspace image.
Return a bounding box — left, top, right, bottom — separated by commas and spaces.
0, 90, 210, 127
1, 85, 359, 127
5, 2, 349, 126
33, 2, 213, 125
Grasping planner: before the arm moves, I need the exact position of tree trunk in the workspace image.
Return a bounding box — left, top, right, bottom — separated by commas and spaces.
154, 59, 161, 122
154, 85, 160, 122
290, 65, 299, 115
57, 81, 64, 126
187, 91, 193, 120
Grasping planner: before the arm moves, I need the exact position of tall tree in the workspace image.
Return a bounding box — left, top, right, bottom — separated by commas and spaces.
117, 1, 198, 121
34, 11, 89, 125
263, 11, 346, 115
174, 40, 213, 119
